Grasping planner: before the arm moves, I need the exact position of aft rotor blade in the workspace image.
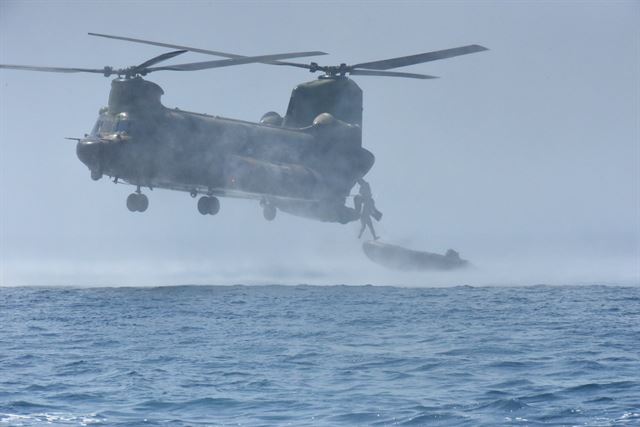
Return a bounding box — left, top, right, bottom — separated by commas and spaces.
0, 64, 105, 74
136, 49, 188, 69
148, 51, 327, 72
350, 69, 438, 79
353, 44, 488, 70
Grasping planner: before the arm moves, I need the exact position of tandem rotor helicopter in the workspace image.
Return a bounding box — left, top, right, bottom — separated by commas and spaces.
1, 33, 487, 225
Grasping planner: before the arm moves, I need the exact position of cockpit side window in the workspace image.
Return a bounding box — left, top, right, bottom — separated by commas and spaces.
116, 120, 131, 133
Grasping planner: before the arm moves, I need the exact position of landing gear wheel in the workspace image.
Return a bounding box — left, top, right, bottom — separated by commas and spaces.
91, 169, 102, 181
127, 193, 139, 212
126, 193, 148, 213
263, 204, 277, 221
197, 196, 209, 215
198, 196, 220, 215
137, 194, 148, 212
207, 196, 220, 215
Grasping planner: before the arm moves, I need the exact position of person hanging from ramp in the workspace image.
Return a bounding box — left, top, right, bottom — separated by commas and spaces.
355, 178, 382, 240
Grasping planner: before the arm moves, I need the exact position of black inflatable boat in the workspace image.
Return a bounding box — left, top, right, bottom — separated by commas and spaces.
362, 240, 469, 271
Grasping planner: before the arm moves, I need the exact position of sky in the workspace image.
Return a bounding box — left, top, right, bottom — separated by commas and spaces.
0, 0, 638, 286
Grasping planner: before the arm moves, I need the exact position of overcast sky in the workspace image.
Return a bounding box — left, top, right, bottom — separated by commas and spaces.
1, 1, 638, 286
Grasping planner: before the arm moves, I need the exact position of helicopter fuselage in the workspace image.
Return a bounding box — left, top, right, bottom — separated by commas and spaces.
76, 77, 374, 223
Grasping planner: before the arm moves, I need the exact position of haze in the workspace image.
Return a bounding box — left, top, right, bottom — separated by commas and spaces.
1, 1, 638, 286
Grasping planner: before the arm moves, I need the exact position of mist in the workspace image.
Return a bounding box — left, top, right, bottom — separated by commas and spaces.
1, 1, 638, 287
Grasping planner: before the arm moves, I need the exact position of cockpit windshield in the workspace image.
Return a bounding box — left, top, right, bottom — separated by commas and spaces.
90, 120, 100, 136
90, 115, 131, 136
90, 117, 115, 136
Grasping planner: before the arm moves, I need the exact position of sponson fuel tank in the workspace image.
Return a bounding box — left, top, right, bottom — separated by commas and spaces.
225, 154, 321, 199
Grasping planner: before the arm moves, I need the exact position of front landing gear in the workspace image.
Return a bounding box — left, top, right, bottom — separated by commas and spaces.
126, 192, 148, 213
260, 199, 277, 221
197, 196, 220, 215
90, 169, 102, 181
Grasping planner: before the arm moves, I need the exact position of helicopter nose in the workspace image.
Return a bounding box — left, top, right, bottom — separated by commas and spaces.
76, 139, 101, 169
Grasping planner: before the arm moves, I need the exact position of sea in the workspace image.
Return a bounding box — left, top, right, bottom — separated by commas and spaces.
0, 285, 638, 426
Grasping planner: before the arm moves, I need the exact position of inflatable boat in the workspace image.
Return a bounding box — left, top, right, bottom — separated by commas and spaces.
362, 240, 469, 271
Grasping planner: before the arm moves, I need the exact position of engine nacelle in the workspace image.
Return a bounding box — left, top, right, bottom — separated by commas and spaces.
310, 112, 362, 149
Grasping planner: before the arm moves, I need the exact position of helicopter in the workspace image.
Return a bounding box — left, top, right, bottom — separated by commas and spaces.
0, 34, 487, 224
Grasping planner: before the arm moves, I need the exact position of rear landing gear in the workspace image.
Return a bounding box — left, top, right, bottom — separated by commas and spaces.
197, 196, 220, 215
126, 192, 148, 212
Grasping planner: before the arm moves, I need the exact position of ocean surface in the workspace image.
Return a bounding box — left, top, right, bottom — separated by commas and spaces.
1, 285, 639, 426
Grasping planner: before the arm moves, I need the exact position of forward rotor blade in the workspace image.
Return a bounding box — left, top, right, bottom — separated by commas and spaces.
0, 64, 105, 74
136, 49, 188, 69
89, 32, 245, 59
350, 69, 438, 79
147, 51, 327, 72
88, 33, 327, 66
353, 44, 488, 70
269, 61, 313, 70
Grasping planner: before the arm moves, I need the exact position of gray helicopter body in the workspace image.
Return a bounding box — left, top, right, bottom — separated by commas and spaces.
77, 76, 372, 223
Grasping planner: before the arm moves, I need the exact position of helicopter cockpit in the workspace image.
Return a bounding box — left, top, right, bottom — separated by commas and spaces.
90, 111, 132, 137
